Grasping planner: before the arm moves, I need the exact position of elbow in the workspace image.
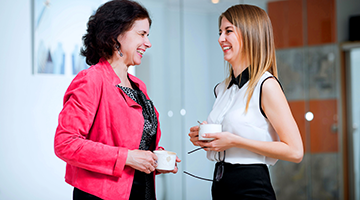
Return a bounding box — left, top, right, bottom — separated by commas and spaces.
291, 148, 304, 163
54, 138, 61, 159
54, 143, 66, 161
54, 130, 77, 162
292, 155, 303, 163
54, 136, 70, 162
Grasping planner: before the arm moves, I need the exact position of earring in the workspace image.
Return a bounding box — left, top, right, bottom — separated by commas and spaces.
116, 45, 123, 57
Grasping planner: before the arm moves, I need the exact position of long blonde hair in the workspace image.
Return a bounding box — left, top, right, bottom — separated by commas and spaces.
220, 4, 278, 112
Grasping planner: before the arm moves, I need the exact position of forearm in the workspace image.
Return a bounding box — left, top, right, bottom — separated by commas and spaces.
54, 130, 127, 176
232, 135, 303, 163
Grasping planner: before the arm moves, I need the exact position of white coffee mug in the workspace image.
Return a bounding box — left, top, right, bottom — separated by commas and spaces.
198, 124, 222, 141
153, 150, 176, 171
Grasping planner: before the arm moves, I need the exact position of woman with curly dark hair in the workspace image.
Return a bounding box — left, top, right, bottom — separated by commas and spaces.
54, 1, 180, 199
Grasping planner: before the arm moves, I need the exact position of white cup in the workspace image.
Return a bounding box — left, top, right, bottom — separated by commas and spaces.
198, 124, 222, 141
153, 150, 176, 171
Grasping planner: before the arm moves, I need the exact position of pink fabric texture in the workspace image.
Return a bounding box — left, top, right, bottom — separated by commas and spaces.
54, 58, 162, 200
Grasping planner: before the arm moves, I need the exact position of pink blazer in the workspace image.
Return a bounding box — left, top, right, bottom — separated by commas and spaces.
54, 58, 161, 200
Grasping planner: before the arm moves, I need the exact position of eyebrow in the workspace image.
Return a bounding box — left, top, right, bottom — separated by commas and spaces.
219, 26, 234, 31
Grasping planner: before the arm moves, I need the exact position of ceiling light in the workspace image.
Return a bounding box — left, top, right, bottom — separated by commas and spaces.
212, 0, 219, 4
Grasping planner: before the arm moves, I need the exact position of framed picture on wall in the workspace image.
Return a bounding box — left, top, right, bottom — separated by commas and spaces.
32, 0, 104, 75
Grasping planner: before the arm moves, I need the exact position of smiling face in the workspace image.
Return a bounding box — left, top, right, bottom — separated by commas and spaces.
117, 18, 152, 66
218, 17, 243, 67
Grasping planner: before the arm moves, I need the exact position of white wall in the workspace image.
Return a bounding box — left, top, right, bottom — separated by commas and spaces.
0, 0, 73, 199
349, 48, 360, 200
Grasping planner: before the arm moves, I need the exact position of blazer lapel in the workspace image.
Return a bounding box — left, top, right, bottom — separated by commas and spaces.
116, 86, 141, 108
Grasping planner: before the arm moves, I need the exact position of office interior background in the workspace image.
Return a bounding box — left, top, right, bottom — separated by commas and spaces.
0, 0, 359, 199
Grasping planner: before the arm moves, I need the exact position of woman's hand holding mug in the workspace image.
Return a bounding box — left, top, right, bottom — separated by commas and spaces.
189, 121, 208, 146
126, 149, 158, 174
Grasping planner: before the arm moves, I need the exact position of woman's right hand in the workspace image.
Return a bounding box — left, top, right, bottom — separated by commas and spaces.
188, 121, 207, 146
126, 150, 158, 174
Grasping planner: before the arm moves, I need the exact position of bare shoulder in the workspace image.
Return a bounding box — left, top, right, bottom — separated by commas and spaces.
262, 77, 283, 96
261, 76, 288, 111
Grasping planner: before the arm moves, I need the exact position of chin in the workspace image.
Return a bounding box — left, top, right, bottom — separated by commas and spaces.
223, 57, 231, 62
134, 57, 143, 65
223, 54, 232, 61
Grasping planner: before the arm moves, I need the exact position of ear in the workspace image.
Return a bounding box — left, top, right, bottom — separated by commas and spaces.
113, 38, 121, 51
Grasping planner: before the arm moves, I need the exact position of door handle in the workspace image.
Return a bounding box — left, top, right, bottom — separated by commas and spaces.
331, 124, 338, 133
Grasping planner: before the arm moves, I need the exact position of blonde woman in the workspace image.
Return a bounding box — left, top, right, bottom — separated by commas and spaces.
188, 4, 303, 199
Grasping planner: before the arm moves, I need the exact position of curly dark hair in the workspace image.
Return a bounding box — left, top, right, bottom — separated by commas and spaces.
81, 0, 152, 65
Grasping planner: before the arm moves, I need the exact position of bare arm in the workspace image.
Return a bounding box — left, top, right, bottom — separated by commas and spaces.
255, 77, 304, 162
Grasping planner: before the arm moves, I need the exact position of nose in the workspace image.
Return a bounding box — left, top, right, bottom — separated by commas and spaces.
144, 37, 152, 48
218, 33, 225, 44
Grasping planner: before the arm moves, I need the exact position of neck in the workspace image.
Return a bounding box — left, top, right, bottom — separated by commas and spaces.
107, 55, 131, 87
231, 57, 249, 77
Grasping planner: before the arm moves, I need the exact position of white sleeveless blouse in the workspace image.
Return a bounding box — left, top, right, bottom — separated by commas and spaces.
206, 71, 279, 166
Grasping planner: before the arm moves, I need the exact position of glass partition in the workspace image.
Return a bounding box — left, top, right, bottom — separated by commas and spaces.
136, 1, 240, 199
134, 1, 183, 199
181, 1, 239, 199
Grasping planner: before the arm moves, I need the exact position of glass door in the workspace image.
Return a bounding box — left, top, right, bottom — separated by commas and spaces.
267, 0, 343, 198
272, 44, 342, 200
306, 45, 341, 200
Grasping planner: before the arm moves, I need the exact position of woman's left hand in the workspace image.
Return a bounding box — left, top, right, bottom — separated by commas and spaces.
197, 132, 237, 152
156, 156, 181, 174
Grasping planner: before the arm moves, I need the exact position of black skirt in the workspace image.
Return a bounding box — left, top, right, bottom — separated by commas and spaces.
73, 188, 102, 200
72, 170, 155, 200
212, 162, 276, 200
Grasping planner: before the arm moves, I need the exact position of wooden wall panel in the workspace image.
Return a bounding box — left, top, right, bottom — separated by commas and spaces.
307, 0, 337, 45
309, 99, 338, 153
288, 99, 338, 153
268, 0, 303, 49
268, 0, 337, 47
287, 0, 304, 47
268, 1, 287, 48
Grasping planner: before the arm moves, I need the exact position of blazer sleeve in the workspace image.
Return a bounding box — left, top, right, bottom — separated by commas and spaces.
54, 70, 127, 177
